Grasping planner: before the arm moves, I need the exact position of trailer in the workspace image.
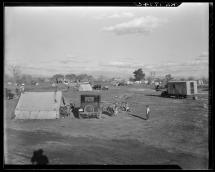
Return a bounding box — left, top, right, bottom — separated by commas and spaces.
161, 81, 198, 98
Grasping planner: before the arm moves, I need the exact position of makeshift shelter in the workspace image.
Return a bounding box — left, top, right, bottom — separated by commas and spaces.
78, 84, 92, 91
167, 81, 198, 96
14, 91, 64, 119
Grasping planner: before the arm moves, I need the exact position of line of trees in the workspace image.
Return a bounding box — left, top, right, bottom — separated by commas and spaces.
5, 65, 208, 85
129, 68, 208, 85
51, 73, 95, 83
129, 68, 145, 81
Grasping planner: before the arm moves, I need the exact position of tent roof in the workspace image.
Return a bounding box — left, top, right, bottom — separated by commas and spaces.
15, 91, 63, 111
79, 84, 92, 91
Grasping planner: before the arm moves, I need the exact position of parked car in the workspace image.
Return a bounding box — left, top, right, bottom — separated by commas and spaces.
118, 82, 127, 86
79, 94, 101, 119
102, 86, 109, 90
93, 84, 102, 90
5, 88, 15, 100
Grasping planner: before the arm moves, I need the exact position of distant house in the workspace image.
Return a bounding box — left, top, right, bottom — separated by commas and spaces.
135, 81, 141, 84
111, 81, 119, 86
53, 76, 64, 84
143, 80, 149, 84
167, 81, 198, 96
81, 78, 90, 83
44, 78, 50, 82
126, 81, 134, 85
197, 80, 204, 85
63, 79, 69, 85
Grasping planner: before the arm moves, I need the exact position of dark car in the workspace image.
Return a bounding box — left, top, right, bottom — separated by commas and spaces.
93, 84, 102, 90
79, 94, 101, 118
5, 88, 15, 99
102, 86, 109, 90
118, 82, 127, 86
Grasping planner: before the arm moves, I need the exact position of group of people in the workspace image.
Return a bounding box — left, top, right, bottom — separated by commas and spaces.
66, 99, 151, 120
111, 101, 150, 120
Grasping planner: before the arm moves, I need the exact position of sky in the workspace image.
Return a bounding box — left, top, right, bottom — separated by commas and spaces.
5, 3, 209, 79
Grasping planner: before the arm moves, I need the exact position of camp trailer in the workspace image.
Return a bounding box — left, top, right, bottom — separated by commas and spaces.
165, 81, 198, 98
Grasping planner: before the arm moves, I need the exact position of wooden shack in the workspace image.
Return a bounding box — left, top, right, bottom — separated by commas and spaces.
167, 81, 197, 97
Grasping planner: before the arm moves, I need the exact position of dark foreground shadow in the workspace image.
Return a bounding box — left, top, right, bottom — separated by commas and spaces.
31, 149, 49, 165
128, 113, 147, 120
102, 111, 114, 117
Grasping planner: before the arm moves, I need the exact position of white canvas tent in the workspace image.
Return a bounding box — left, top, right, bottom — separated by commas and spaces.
78, 84, 92, 91
14, 91, 64, 119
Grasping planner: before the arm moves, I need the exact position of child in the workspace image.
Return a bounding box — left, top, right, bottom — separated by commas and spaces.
146, 105, 150, 120
125, 102, 130, 112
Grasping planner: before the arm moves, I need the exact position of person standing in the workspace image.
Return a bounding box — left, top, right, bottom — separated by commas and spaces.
146, 105, 150, 120
125, 102, 130, 112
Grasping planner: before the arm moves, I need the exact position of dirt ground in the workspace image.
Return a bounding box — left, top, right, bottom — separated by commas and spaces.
4, 85, 209, 169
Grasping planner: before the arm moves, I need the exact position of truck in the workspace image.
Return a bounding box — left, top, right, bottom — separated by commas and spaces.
78, 94, 102, 118
161, 81, 198, 98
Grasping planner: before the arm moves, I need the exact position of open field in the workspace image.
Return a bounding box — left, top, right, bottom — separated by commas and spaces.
4, 85, 209, 169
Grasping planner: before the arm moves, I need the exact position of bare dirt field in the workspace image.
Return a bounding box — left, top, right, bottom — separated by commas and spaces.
4, 85, 209, 169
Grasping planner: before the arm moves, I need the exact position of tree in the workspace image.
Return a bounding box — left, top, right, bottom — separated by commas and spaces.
87, 75, 95, 82
65, 74, 76, 81
51, 74, 64, 83
133, 68, 145, 81
19, 74, 33, 84
37, 77, 45, 83
179, 77, 186, 81
165, 74, 173, 82
4, 73, 12, 82
76, 74, 88, 82
9, 65, 21, 83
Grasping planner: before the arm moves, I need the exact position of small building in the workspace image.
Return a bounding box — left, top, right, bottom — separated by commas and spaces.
126, 81, 134, 85
143, 80, 149, 84
69, 82, 77, 87
154, 82, 160, 86
197, 80, 204, 85
111, 81, 119, 86
135, 81, 141, 84
167, 81, 198, 96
